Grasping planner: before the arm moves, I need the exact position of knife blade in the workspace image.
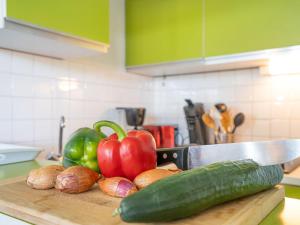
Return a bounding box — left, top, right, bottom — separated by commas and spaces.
156, 139, 300, 171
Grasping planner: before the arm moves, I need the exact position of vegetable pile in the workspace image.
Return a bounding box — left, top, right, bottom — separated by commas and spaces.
27, 120, 283, 223
27, 120, 165, 195
116, 159, 283, 223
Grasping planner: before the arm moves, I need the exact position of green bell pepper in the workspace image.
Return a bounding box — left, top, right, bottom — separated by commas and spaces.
63, 127, 106, 172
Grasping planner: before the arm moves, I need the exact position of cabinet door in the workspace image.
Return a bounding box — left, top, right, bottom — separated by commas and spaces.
126, 0, 202, 66
205, 0, 300, 57
6, 0, 109, 44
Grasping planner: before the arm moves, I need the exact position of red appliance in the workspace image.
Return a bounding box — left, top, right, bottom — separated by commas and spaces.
143, 125, 175, 148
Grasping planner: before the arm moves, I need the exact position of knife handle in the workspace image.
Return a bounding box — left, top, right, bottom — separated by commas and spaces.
156, 147, 189, 170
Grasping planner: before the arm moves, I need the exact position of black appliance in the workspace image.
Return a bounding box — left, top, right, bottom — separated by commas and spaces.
116, 107, 146, 129
183, 99, 207, 145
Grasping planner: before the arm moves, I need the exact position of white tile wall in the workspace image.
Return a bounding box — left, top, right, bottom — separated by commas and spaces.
0, 50, 11, 72
153, 69, 300, 144
0, 0, 299, 154
2, 47, 300, 149
0, 0, 154, 155
0, 48, 154, 152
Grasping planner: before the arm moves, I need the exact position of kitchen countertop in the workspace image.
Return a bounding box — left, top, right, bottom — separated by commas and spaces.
282, 166, 300, 186
0, 161, 300, 225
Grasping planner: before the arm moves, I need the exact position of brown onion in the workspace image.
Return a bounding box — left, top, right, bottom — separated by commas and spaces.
27, 165, 64, 190
134, 168, 178, 189
98, 177, 137, 198
55, 166, 100, 193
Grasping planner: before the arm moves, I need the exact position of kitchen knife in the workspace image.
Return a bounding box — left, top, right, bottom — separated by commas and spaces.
157, 139, 300, 172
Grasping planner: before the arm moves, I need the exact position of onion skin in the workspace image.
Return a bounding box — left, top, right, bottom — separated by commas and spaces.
55, 166, 100, 193
98, 177, 137, 198
167, 168, 182, 173
27, 165, 64, 190
133, 168, 179, 189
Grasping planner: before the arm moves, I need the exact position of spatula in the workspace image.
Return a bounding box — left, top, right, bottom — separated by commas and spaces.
220, 110, 232, 133
202, 113, 220, 143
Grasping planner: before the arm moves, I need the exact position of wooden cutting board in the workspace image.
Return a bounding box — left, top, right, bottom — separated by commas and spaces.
0, 177, 284, 225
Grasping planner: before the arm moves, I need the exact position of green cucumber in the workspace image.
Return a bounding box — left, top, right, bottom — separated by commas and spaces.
117, 159, 283, 222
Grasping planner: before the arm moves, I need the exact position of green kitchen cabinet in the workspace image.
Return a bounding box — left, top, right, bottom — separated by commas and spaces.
126, 0, 203, 66
126, 0, 300, 75
6, 0, 109, 44
205, 0, 300, 57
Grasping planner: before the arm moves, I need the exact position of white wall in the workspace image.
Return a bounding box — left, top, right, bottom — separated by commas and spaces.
0, 0, 154, 153
153, 68, 300, 143
1, 0, 299, 154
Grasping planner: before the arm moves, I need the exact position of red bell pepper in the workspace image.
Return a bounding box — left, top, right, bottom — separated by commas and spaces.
93, 121, 157, 181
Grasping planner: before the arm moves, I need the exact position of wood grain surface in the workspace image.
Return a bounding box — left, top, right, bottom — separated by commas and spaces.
0, 177, 284, 225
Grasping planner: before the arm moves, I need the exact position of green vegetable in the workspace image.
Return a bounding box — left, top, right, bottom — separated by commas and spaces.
117, 159, 283, 222
63, 128, 106, 172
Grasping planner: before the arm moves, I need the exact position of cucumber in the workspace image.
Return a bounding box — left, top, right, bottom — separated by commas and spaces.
117, 159, 283, 223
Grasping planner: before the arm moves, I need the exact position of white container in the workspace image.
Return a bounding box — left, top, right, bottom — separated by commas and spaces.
0, 144, 42, 165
